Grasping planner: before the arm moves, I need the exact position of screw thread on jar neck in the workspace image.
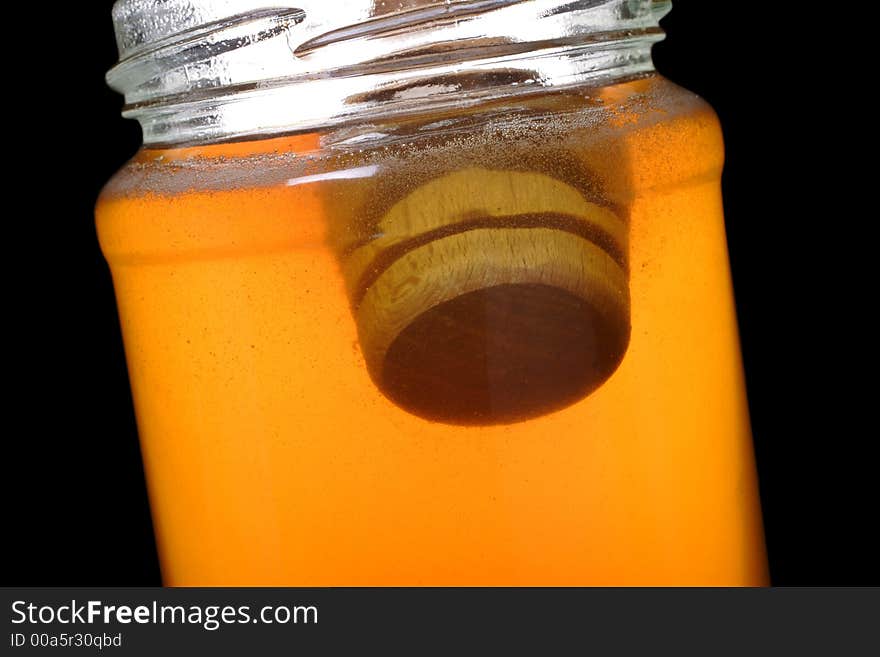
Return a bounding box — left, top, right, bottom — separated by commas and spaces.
108, 0, 672, 146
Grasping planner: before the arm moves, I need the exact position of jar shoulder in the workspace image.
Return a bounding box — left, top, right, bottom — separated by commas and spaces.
97, 74, 723, 205
552, 75, 724, 200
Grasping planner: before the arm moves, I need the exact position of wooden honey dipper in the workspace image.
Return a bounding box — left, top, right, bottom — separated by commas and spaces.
334, 164, 631, 425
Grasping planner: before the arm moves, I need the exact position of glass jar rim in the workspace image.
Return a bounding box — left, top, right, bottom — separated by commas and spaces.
108, 0, 671, 146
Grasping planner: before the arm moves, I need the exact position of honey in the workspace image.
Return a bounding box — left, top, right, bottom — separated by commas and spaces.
98, 77, 768, 585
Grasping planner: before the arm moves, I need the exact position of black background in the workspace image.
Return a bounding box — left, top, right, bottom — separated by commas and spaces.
5, 2, 874, 586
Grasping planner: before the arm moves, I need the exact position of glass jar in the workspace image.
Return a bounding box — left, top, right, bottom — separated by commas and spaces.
98, 0, 768, 585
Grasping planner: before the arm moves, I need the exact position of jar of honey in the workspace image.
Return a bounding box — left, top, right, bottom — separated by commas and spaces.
98, 0, 768, 585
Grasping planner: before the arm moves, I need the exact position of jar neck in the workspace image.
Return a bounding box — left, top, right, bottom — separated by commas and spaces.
107, 0, 672, 147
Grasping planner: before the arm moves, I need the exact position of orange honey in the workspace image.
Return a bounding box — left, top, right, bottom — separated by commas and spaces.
97, 77, 768, 585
